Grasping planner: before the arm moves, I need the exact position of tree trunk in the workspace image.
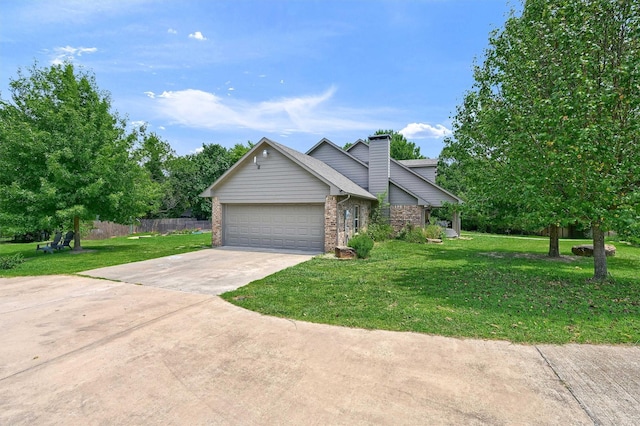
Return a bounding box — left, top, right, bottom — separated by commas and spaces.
592, 224, 607, 280
548, 224, 560, 257
73, 215, 82, 251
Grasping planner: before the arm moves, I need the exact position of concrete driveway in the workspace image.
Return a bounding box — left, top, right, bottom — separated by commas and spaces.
1, 248, 638, 424
81, 246, 316, 295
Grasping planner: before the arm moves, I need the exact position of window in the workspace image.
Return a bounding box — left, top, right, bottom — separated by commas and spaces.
354, 205, 360, 233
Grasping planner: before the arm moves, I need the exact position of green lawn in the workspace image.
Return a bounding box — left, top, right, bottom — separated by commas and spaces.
0, 232, 212, 276
222, 234, 640, 345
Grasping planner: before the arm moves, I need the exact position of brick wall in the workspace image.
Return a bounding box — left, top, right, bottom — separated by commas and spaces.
211, 197, 222, 246
390, 205, 424, 233
324, 196, 337, 252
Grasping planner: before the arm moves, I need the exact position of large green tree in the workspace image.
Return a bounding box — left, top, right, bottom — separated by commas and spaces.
443, 0, 639, 279
164, 143, 232, 220
134, 128, 177, 218
0, 63, 156, 249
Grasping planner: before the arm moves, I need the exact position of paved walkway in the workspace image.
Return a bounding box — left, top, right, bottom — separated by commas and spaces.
1, 248, 638, 424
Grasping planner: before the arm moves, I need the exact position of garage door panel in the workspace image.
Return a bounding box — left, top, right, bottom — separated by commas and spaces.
224, 204, 324, 251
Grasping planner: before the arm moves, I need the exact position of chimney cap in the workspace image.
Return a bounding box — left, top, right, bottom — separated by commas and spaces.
368, 134, 391, 141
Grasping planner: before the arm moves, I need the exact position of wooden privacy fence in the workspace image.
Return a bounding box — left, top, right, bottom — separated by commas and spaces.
88, 219, 211, 239
136, 218, 211, 234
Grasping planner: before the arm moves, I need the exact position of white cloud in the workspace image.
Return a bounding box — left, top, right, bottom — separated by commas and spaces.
399, 123, 452, 139
167, 28, 177, 34
188, 31, 207, 41
50, 45, 97, 64
130, 120, 147, 128
151, 86, 385, 134
144, 91, 156, 98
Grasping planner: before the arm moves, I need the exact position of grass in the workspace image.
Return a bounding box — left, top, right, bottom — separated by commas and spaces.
222, 233, 640, 345
0, 232, 212, 276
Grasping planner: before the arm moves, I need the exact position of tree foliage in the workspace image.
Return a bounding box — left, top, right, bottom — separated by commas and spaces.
136, 141, 253, 220
0, 63, 156, 248
442, 0, 639, 279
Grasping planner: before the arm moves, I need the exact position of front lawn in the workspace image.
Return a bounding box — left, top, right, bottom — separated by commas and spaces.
222, 234, 640, 344
0, 233, 212, 276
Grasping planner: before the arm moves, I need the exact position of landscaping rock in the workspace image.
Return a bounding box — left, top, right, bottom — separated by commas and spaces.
444, 229, 459, 238
335, 246, 357, 259
571, 244, 616, 257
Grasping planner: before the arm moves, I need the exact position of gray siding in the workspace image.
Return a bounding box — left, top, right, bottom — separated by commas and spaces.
347, 142, 369, 163
389, 183, 418, 205
390, 162, 459, 207
214, 149, 329, 203
308, 143, 369, 189
368, 137, 390, 200
408, 166, 436, 182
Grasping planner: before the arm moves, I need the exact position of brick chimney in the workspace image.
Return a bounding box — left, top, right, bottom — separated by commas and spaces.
368, 134, 390, 202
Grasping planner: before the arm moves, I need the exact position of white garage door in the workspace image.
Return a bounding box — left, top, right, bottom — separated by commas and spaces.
224, 204, 324, 252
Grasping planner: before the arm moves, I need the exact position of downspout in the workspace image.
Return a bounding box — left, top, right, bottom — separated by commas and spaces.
337, 194, 351, 247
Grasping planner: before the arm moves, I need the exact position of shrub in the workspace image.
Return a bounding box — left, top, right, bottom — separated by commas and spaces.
0, 253, 25, 270
366, 223, 395, 241
348, 234, 374, 259
424, 224, 444, 239
397, 224, 426, 243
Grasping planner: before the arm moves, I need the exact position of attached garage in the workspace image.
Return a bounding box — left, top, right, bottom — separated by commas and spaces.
224, 204, 324, 252
201, 138, 378, 253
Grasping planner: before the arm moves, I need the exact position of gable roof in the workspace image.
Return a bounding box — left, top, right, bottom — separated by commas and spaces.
399, 159, 438, 167
306, 138, 370, 168
200, 137, 376, 200
311, 137, 462, 205
391, 158, 462, 204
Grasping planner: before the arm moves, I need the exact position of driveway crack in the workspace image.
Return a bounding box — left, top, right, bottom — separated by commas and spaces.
535, 345, 600, 426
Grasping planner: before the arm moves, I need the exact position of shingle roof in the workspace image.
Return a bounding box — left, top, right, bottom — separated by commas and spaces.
398, 159, 438, 167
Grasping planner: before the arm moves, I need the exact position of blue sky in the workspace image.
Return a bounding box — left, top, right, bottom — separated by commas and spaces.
1, 0, 514, 158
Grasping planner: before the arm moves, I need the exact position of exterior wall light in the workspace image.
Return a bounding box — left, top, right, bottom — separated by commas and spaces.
262, 149, 269, 158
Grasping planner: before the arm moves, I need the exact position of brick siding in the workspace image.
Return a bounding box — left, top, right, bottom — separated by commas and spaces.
390, 205, 424, 233
211, 197, 222, 246
324, 196, 338, 252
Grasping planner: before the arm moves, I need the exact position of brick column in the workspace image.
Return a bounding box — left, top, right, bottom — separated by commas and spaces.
324, 195, 337, 252
211, 197, 222, 247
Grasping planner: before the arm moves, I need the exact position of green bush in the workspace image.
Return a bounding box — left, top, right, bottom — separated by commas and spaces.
397, 224, 426, 243
366, 223, 395, 241
424, 224, 444, 239
0, 253, 25, 270
348, 234, 374, 259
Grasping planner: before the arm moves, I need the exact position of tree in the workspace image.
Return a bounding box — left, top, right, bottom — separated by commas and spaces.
134, 128, 176, 218
163, 143, 232, 220
0, 62, 156, 249
228, 140, 255, 164
443, 0, 640, 279
344, 130, 426, 160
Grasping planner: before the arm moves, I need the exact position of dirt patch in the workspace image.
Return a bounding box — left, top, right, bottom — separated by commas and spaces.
480, 252, 578, 263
